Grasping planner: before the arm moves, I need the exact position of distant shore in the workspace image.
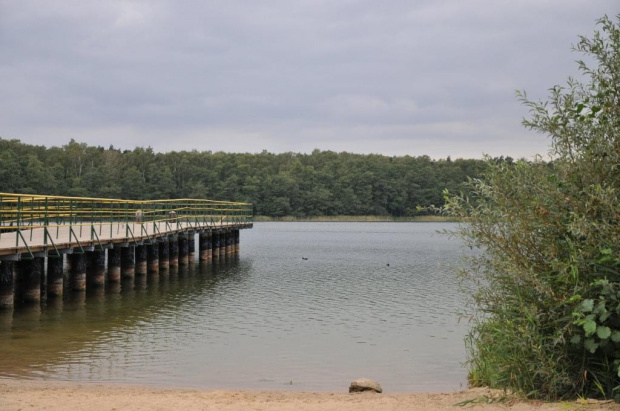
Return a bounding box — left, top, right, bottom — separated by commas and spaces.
253, 215, 461, 222
0, 379, 598, 411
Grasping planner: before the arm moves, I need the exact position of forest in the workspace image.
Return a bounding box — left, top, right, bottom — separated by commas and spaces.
0, 138, 492, 217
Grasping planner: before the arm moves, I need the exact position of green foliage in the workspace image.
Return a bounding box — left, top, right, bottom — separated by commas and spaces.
0, 139, 487, 217
445, 15, 620, 400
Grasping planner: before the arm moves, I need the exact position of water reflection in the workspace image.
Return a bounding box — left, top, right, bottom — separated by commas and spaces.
0, 223, 470, 392
0, 257, 245, 379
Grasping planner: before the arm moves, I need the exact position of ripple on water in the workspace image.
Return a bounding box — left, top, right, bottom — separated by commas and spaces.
0, 222, 472, 392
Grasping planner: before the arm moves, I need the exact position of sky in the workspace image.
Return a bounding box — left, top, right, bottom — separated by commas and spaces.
0, 1, 618, 159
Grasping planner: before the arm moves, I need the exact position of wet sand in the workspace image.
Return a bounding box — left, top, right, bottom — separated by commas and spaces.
1, 380, 616, 410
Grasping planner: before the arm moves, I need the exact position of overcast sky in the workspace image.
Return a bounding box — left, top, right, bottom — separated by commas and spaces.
1, 1, 618, 159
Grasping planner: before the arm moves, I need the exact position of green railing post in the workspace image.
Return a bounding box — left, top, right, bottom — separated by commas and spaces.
44, 197, 49, 245
15, 195, 21, 247
29, 196, 35, 241
125, 201, 129, 237
69, 198, 74, 239
110, 201, 113, 239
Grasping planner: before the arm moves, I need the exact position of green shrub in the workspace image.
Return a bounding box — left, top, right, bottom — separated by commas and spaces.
445, 15, 620, 400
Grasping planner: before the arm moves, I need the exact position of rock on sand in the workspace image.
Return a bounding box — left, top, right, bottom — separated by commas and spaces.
349, 378, 383, 393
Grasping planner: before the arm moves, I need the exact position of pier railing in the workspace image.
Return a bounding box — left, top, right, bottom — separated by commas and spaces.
0, 193, 253, 257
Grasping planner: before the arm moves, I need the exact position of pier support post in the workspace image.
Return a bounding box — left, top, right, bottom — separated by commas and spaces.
188, 233, 195, 260
121, 246, 135, 279
212, 231, 220, 261
135, 273, 147, 291
220, 231, 227, 259
40, 258, 47, 302
87, 250, 106, 286
108, 248, 121, 283
69, 253, 87, 291
147, 243, 159, 274
199, 232, 212, 261
226, 230, 233, 254
234, 230, 240, 253
169, 235, 179, 267
17, 257, 43, 303
135, 245, 147, 275
47, 256, 64, 297
178, 234, 189, 266
0, 261, 14, 308
159, 238, 169, 270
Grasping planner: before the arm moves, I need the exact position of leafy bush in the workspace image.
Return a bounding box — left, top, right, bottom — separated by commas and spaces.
445, 15, 620, 400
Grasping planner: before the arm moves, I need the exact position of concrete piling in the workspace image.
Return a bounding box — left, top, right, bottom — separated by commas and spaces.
40, 258, 47, 302
70, 253, 87, 291
223, 230, 229, 254
188, 233, 195, 260
169, 235, 179, 267
108, 248, 121, 283
87, 250, 106, 286
147, 243, 159, 274
199, 232, 212, 261
16, 258, 43, 303
108, 281, 121, 294
178, 234, 189, 266
121, 246, 135, 279
135, 245, 147, 275
47, 256, 64, 297
0, 261, 14, 308
159, 238, 169, 270
207, 232, 214, 260
219, 231, 227, 259
135, 273, 147, 291
212, 232, 220, 261
226, 230, 233, 254
214, 231, 221, 259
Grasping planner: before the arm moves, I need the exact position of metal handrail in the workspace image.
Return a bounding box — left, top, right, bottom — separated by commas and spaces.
0, 193, 253, 236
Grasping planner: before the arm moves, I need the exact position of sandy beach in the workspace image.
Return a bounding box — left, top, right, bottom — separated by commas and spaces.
1, 380, 617, 411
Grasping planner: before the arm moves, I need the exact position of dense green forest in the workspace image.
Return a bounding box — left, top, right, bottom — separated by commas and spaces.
0, 138, 491, 217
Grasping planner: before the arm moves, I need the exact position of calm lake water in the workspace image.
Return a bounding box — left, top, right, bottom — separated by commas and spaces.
0, 222, 471, 393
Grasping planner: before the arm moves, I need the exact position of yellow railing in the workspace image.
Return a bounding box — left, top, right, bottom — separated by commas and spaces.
0, 193, 252, 229
0, 193, 253, 252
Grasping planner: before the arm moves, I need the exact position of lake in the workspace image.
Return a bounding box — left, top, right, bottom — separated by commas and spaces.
0, 222, 471, 393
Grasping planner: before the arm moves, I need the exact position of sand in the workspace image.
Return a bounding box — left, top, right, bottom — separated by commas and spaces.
1, 380, 618, 411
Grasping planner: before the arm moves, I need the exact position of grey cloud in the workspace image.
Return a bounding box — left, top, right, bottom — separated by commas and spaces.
0, 1, 618, 158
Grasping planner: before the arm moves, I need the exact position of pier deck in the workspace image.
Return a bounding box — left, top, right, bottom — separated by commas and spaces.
0, 220, 251, 259
0, 193, 253, 260
0, 193, 253, 307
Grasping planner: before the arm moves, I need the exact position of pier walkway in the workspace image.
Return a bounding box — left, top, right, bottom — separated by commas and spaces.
0, 193, 252, 259
0, 193, 253, 307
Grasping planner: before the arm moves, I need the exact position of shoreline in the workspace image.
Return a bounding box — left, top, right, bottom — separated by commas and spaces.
0, 379, 613, 410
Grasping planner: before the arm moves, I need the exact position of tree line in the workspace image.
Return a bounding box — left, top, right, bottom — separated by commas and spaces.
0, 138, 492, 217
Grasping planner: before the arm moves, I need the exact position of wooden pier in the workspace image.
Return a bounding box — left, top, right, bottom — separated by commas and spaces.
0, 193, 253, 307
